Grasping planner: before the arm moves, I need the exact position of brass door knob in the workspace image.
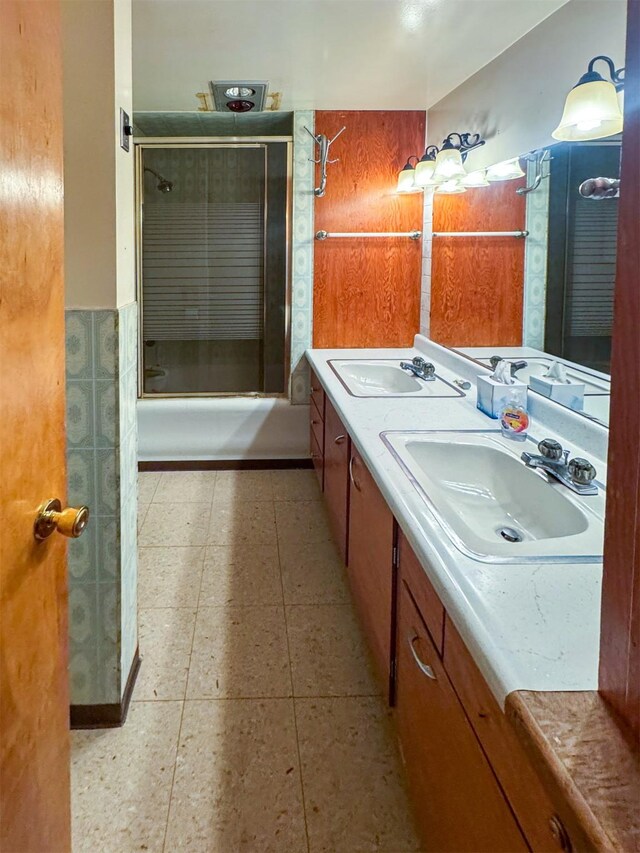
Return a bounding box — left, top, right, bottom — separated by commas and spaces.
34, 499, 90, 541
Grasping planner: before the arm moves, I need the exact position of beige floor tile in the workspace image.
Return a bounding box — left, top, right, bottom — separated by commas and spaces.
296, 697, 421, 853
138, 502, 150, 533
200, 545, 283, 607
271, 469, 321, 501
153, 470, 217, 503
213, 470, 274, 502
165, 698, 307, 852
138, 546, 205, 609
138, 472, 161, 503
139, 502, 211, 547
208, 499, 277, 546
287, 605, 380, 697
71, 700, 182, 853
137, 608, 197, 700
280, 537, 350, 605
187, 606, 291, 699
275, 500, 332, 545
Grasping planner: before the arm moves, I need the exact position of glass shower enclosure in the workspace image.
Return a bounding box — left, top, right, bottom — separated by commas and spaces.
136, 142, 291, 396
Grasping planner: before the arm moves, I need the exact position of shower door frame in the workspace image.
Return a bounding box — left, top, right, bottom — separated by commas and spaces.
134, 137, 293, 399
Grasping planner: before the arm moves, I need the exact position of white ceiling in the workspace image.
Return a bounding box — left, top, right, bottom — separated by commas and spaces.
132, 0, 569, 112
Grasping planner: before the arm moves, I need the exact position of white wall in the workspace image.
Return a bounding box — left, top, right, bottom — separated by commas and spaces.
427, 0, 627, 170
62, 0, 135, 308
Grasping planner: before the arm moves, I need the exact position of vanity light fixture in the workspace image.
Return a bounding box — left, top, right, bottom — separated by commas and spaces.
552, 55, 625, 142
414, 146, 440, 187
435, 179, 466, 195
397, 156, 421, 193
432, 133, 485, 182
486, 158, 526, 182
398, 132, 485, 193
460, 169, 490, 188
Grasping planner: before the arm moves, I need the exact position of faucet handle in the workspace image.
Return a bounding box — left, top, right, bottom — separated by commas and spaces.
568, 457, 597, 486
538, 438, 563, 460
412, 356, 426, 369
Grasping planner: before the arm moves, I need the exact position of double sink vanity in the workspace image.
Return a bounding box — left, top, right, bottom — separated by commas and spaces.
306, 336, 637, 852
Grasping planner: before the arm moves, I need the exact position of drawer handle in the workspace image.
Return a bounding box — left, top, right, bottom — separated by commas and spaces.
408, 633, 436, 680
349, 456, 361, 491
311, 419, 320, 426
334, 434, 346, 444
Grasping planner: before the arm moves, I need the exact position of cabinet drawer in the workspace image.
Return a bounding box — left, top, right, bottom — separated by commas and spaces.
310, 424, 323, 490
444, 618, 589, 852
323, 398, 350, 562
398, 530, 445, 656
396, 580, 528, 852
310, 368, 325, 421
310, 402, 324, 454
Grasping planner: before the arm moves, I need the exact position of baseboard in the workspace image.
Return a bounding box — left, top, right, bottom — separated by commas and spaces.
70, 649, 141, 730
138, 458, 314, 471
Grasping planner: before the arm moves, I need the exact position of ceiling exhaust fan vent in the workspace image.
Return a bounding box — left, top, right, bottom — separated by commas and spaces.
209, 81, 269, 112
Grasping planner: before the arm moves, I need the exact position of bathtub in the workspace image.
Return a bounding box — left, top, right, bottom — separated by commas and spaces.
137, 397, 310, 462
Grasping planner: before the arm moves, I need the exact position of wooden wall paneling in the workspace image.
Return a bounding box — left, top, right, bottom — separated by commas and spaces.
599, 0, 640, 738
313, 111, 425, 348
430, 178, 526, 347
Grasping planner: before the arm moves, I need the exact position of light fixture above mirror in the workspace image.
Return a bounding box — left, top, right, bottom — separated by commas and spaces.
397, 132, 485, 194
552, 55, 625, 142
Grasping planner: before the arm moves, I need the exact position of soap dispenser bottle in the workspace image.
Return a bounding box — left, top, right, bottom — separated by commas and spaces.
500, 393, 530, 442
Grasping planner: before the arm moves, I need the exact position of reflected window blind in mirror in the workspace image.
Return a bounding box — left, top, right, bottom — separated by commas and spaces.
545, 142, 620, 373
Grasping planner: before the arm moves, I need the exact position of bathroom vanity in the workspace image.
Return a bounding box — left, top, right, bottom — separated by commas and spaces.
307, 337, 637, 852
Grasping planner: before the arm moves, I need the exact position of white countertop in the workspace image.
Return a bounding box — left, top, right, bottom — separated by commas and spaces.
306, 336, 607, 707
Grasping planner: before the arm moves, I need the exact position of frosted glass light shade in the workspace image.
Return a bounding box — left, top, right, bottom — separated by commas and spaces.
435, 179, 466, 194
460, 170, 489, 188
433, 147, 466, 181
397, 164, 416, 193
415, 158, 437, 187
486, 159, 525, 181
552, 79, 623, 141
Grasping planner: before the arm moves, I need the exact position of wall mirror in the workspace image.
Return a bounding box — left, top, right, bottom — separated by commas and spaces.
453, 136, 621, 428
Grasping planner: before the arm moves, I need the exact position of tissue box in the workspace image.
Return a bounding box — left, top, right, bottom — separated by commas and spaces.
529, 375, 585, 411
477, 375, 527, 419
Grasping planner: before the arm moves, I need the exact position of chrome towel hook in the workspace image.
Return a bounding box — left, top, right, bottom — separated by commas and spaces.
516, 149, 551, 195
304, 125, 346, 197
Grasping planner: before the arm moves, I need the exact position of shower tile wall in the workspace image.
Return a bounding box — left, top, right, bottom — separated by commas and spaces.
523, 157, 550, 348
66, 304, 138, 705
290, 110, 315, 404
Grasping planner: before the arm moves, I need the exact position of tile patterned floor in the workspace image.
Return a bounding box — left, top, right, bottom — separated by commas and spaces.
72, 469, 421, 853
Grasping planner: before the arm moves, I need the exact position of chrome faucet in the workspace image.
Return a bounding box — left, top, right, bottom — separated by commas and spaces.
521, 438, 598, 495
490, 355, 528, 377
400, 356, 436, 381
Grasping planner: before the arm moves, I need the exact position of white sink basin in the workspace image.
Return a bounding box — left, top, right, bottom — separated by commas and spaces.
382, 431, 605, 563
329, 359, 463, 398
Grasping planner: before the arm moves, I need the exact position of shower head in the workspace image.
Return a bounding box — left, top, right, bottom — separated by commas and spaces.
144, 167, 174, 193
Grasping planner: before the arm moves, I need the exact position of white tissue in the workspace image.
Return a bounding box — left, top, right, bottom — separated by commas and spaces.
491, 359, 514, 385
544, 361, 569, 383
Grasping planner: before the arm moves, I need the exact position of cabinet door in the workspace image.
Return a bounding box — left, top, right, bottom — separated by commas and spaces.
396, 579, 527, 853
323, 398, 350, 562
444, 618, 587, 853
347, 448, 395, 690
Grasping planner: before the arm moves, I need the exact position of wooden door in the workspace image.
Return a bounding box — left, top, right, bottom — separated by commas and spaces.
0, 2, 71, 850
395, 580, 527, 853
347, 449, 395, 691
323, 399, 350, 563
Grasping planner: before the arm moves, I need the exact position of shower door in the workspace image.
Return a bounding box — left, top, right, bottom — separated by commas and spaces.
137, 143, 290, 395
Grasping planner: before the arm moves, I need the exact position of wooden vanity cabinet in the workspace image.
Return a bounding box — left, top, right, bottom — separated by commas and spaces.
347, 448, 395, 692
444, 618, 589, 853
323, 398, 350, 562
395, 573, 528, 852
309, 368, 325, 489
